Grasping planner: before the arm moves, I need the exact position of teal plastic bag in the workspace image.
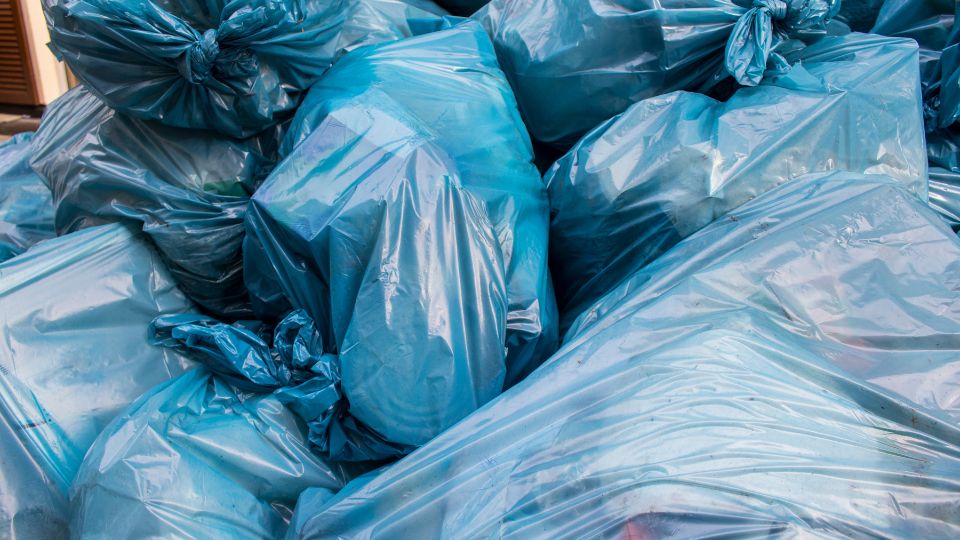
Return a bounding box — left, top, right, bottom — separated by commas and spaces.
546, 33, 927, 330
475, 0, 839, 145
337, 0, 447, 56
246, 21, 556, 385
287, 172, 960, 539
30, 87, 281, 319
0, 224, 195, 539
70, 369, 361, 539
0, 133, 53, 262
42, 0, 347, 137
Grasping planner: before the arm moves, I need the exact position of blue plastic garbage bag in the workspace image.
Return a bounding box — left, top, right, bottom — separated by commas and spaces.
286, 172, 960, 539
337, 0, 447, 56
42, 0, 347, 137
475, 0, 840, 146
70, 368, 361, 539
0, 223, 195, 539
546, 33, 926, 331
30, 86, 282, 319
0, 133, 53, 262
246, 21, 557, 386
242, 80, 513, 458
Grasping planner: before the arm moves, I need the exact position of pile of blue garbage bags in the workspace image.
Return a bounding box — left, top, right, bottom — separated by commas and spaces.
2, 0, 960, 537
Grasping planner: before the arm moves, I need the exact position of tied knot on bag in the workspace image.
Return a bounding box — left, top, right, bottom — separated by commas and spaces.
179, 29, 220, 84
724, 0, 836, 86
150, 310, 415, 463
756, 0, 788, 21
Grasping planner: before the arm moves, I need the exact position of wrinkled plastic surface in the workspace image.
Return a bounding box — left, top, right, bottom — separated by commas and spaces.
242, 24, 531, 460
70, 369, 360, 539
546, 33, 926, 330
872, 0, 958, 129
865, 1, 960, 231
929, 129, 960, 231
0, 133, 53, 262
30, 86, 282, 319
476, 0, 839, 145
43, 0, 347, 137
0, 224, 195, 539
835, 0, 885, 31
288, 172, 960, 539
338, 0, 447, 56
148, 304, 504, 462
247, 21, 556, 387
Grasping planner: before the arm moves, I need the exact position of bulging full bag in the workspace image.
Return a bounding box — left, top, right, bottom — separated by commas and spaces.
247, 21, 556, 383
30, 86, 282, 319
70, 369, 359, 539
0, 224, 195, 539
287, 172, 960, 539
42, 0, 347, 136
476, 0, 840, 145
0, 133, 53, 262
546, 33, 927, 329
240, 21, 555, 461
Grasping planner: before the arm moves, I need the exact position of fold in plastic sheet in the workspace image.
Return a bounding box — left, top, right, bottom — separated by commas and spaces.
929, 130, 960, 232
871, 0, 958, 130
475, 0, 839, 146
546, 33, 927, 331
30, 86, 282, 320
286, 172, 960, 539
246, 21, 557, 387
0, 224, 195, 539
835, 0, 886, 31
0, 133, 53, 262
70, 369, 362, 540
337, 0, 448, 56
42, 0, 347, 137
861, 1, 960, 231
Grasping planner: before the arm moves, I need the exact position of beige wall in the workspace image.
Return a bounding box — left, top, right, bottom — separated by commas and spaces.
19, 0, 69, 105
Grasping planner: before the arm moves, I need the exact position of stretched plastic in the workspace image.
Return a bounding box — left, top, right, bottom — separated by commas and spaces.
475, 0, 839, 145
0, 133, 53, 262
70, 369, 361, 539
337, 0, 447, 56
287, 172, 960, 539
546, 33, 926, 330
0, 224, 195, 539
246, 21, 556, 386
42, 0, 347, 137
30, 86, 282, 319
